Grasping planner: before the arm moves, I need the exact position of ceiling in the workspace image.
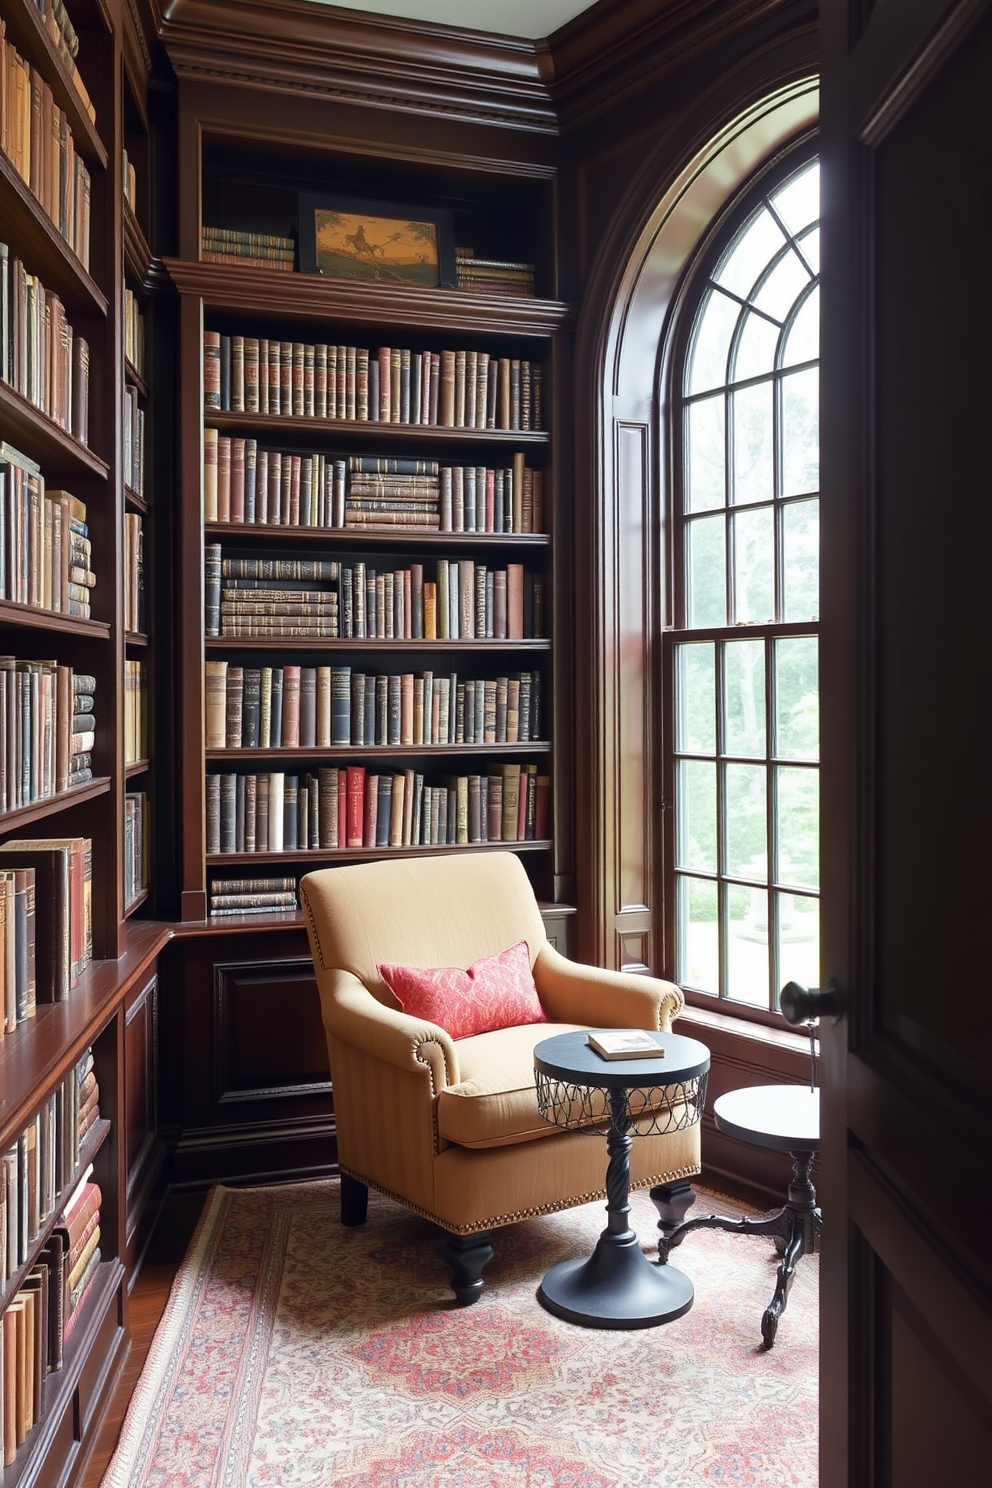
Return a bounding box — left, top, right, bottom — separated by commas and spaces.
297, 0, 600, 41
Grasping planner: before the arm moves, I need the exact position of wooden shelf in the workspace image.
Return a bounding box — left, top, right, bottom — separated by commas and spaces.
123, 200, 153, 282
0, 599, 111, 639
0, 777, 111, 837
0, 154, 108, 317
125, 485, 149, 514
0, 920, 169, 1141
125, 358, 149, 398
205, 742, 552, 762
125, 758, 152, 777
124, 887, 151, 917
204, 409, 550, 446
125, 630, 150, 647
204, 635, 550, 652
206, 838, 551, 867
164, 256, 572, 338
0, 381, 109, 479
205, 522, 549, 547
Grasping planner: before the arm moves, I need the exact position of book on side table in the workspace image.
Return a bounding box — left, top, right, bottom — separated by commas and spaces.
587, 1030, 666, 1061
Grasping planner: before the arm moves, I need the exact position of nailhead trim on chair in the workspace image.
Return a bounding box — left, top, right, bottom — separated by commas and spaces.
338, 1162, 703, 1236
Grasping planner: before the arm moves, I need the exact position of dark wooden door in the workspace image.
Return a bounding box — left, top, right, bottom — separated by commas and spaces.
819, 1, 992, 1482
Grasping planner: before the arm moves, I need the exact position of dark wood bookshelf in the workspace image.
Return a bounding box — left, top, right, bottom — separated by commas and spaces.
205, 523, 550, 547
0, 777, 112, 835
124, 359, 149, 399
203, 410, 551, 446
0, 381, 109, 478
205, 839, 552, 868
124, 485, 149, 514
0, 155, 108, 316
203, 636, 551, 652
205, 742, 552, 762
0, 601, 112, 638
123, 201, 153, 283
0, 0, 108, 167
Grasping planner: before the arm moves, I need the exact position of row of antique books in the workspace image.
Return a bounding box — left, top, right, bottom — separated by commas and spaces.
0, 837, 93, 1030
0, 443, 94, 614
123, 791, 148, 907
0, 246, 91, 444
200, 226, 295, 271
206, 762, 549, 855
124, 382, 145, 497
0, 24, 92, 267
123, 511, 144, 633
0, 663, 96, 811
204, 442, 545, 534
455, 248, 535, 298
1, 1048, 97, 1284
1, 1152, 103, 1468
123, 286, 146, 379
204, 333, 544, 431
124, 659, 148, 763
206, 551, 542, 641
207, 875, 298, 917
205, 663, 544, 750
31, 0, 96, 122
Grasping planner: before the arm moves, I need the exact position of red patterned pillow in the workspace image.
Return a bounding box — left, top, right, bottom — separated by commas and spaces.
378, 940, 547, 1040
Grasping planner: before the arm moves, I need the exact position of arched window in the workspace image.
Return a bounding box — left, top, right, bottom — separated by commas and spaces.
667, 149, 819, 1013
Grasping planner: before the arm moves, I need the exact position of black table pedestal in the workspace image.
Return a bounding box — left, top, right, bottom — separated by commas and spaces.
538, 1087, 695, 1329
658, 1145, 821, 1347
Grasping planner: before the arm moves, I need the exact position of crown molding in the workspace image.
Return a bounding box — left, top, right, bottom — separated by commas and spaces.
159, 0, 558, 133
547, 0, 813, 130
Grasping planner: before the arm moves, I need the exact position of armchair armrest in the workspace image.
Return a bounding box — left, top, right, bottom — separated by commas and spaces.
320, 969, 460, 1092
533, 942, 684, 1031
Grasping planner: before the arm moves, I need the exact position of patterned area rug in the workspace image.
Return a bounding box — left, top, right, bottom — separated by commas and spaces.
102, 1180, 818, 1487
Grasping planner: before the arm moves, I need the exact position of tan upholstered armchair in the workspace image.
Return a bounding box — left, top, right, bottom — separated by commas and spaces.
301, 851, 701, 1302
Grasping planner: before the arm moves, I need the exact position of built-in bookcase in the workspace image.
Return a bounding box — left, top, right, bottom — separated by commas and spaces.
166, 139, 572, 925
0, 2, 164, 1481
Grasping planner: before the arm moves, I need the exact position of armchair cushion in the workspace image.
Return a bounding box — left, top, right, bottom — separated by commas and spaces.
437, 1021, 592, 1148
378, 939, 547, 1041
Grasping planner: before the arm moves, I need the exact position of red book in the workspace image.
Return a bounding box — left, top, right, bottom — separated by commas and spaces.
281, 666, 301, 745
338, 768, 348, 848
346, 766, 365, 848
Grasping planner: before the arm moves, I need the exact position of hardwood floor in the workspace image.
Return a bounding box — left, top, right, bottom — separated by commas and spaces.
82, 1193, 208, 1488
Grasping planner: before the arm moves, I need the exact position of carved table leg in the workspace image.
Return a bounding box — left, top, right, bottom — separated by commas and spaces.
761, 1217, 805, 1348
445, 1231, 495, 1306
340, 1173, 369, 1227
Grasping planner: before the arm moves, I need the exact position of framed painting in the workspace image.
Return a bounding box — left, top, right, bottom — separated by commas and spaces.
298, 194, 456, 288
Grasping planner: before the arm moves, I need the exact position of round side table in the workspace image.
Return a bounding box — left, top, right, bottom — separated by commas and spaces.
657, 1083, 821, 1348
533, 1029, 710, 1330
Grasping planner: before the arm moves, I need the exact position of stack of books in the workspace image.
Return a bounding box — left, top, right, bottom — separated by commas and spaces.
346, 457, 440, 530
0, 662, 96, 807
205, 762, 550, 854
455, 248, 535, 297
123, 793, 148, 906
70, 674, 95, 785
201, 227, 295, 271
0, 837, 93, 1024
37, 0, 96, 122
208, 876, 298, 918
203, 332, 543, 430
0, 249, 91, 443
205, 663, 543, 750
0, 28, 92, 265
0, 444, 94, 616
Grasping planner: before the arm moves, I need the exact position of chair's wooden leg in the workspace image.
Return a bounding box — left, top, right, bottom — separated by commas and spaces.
444, 1231, 495, 1305
340, 1173, 369, 1227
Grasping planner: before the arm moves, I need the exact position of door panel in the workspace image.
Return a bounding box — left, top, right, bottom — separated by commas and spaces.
820, 1, 992, 1483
